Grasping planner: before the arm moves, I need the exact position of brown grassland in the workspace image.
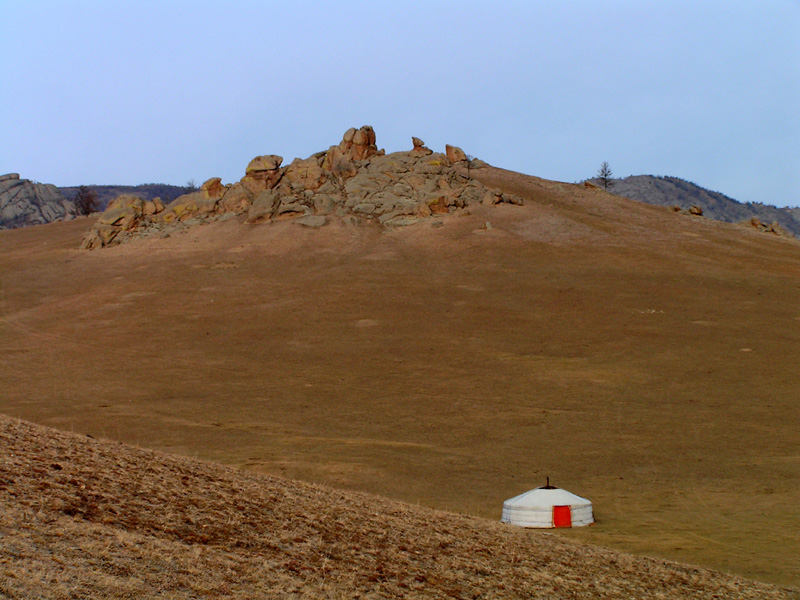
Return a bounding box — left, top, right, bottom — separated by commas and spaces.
0, 415, 793, 598
1, 166, 799, 593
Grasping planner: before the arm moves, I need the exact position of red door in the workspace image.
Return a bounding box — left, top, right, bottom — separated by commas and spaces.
552, 505, 572, 527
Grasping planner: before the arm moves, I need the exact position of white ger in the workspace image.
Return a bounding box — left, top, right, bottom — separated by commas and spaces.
501, 479, 594, 528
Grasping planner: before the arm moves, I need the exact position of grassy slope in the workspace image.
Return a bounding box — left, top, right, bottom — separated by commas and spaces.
1, 169, 799, 589
1, 415, 793, 599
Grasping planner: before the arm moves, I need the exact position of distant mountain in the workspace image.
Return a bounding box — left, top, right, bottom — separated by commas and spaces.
0, 173, 73, 230
59, 183, 191, 211
590, 175, 800, 237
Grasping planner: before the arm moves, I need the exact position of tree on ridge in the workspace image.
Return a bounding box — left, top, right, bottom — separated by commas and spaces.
597, 161, 614, 190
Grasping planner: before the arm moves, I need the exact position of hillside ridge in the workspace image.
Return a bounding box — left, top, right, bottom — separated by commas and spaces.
1, 415, 792, 599
591, 174, 800, 237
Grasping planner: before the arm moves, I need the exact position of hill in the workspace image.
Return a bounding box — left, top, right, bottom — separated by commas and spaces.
1, 414, 792, 599
592, 174, 800, 236
1, 129, 799, 589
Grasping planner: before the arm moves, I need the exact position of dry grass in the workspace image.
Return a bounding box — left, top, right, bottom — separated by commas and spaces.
1, 415, 794, 599
1, 169, 799, 590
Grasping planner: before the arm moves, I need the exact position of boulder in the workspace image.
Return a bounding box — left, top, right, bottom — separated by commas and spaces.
142, 197, 165, 216
746, 217, 788, 236
217, 184, 252, 214
341, 215, 360, 227
352, 126, 373, 147
427, 195, 450, 215
201, 177, 225, 199
323, 145, 357, 178
296, 215, 327, 228
246, 189, 280, 223
97, 195, 144, 229
274, 200, 311, 218
284, 157, 328, 191
242, 155, 283, 191
157, 191, 219, 223
79, 229, 104, 250
246, 155, 283, 173
689, 205, 704, 216
80, 194, 145, 248
336, 125, 379, 161
80, 225, 124, 250
410, 136, 433, 157
314, 195, 336, 215
482, 189, 504, 206
445, 144, 468, 163
342, 127, 356, 144
353, 202, 377, 215
767, 222, 787, 235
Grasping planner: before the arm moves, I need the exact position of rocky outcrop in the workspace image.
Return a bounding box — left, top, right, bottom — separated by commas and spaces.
746, 217, 788, 236
80, 195, 155, 249
80, 126, 520, 249
0, 173, 73, 230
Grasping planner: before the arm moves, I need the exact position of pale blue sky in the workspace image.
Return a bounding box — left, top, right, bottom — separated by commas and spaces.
2, 1, 798, 206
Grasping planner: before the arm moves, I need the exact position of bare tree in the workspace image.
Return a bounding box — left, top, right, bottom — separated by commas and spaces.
185, 179, 199, 193
74, 186, 99, 216
597, 161, 614, 190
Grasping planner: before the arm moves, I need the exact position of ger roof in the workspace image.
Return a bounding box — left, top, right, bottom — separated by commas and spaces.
503, 486, 592, 509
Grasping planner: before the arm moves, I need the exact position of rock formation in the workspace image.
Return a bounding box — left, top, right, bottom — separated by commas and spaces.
410, 137, 433, 157
81, 126, 522, 248
445, 144, 468, 163
0, 173, 73, 230
79, 195, 155, 249
746, 217, 788, 236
